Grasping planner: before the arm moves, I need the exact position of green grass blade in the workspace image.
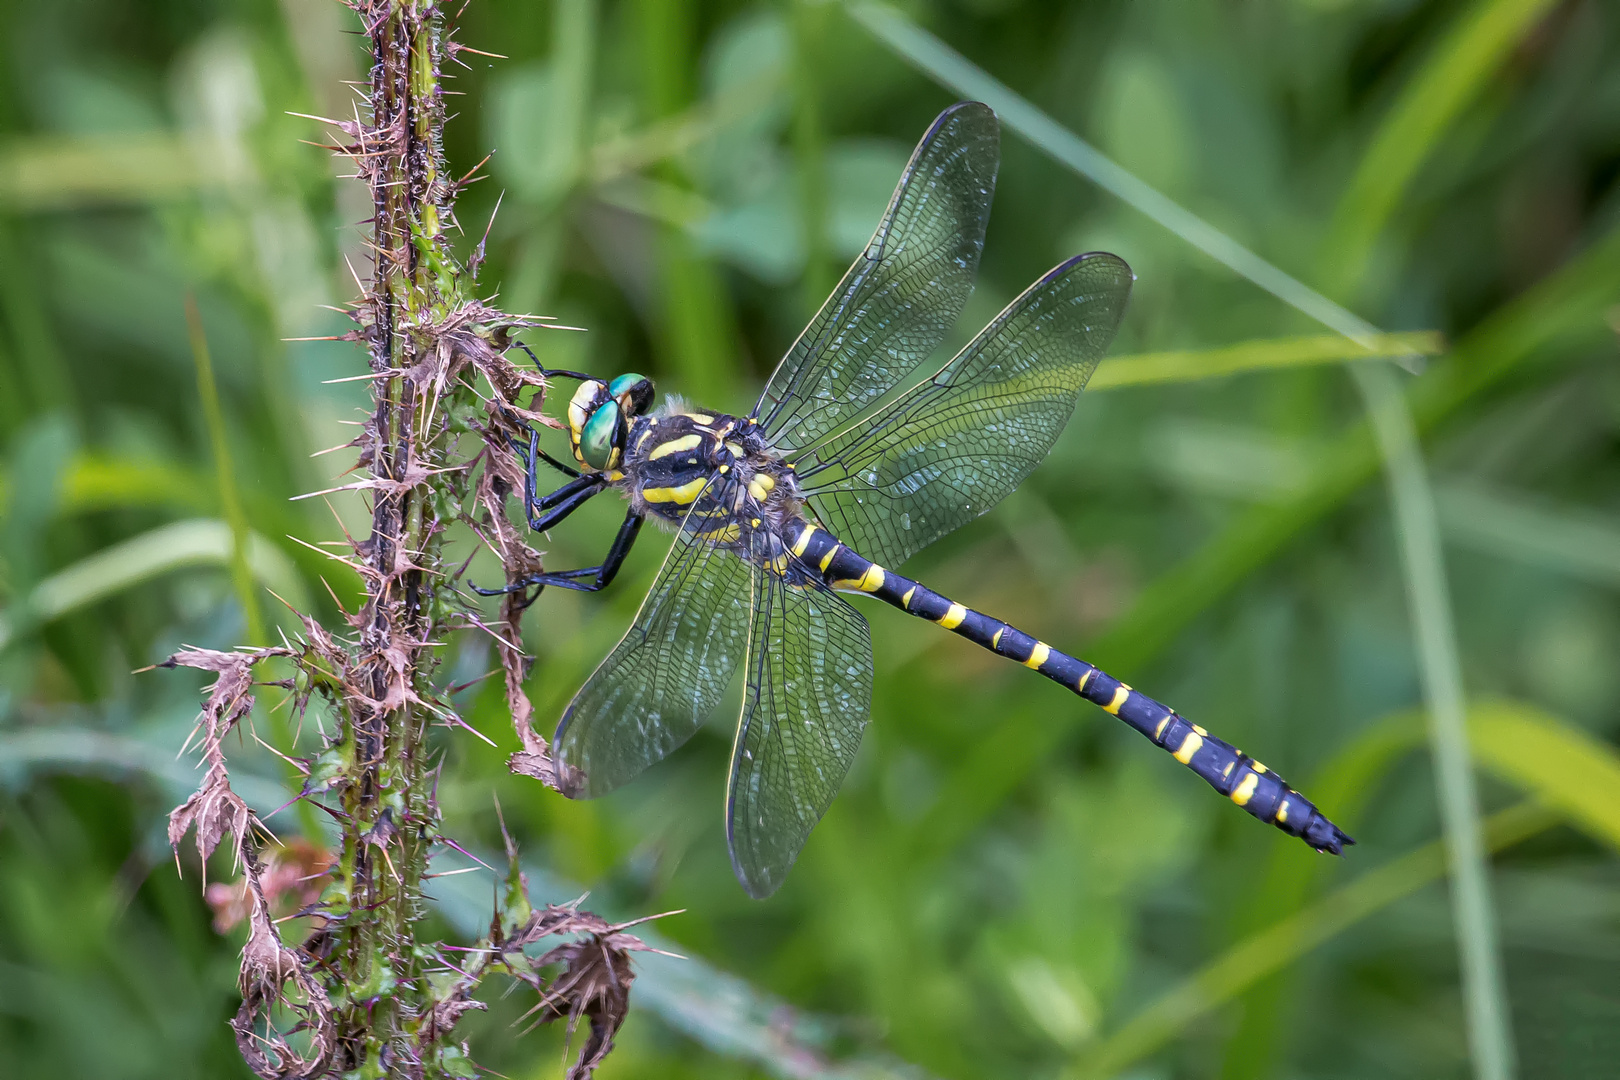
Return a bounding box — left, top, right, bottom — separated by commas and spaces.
635, 0, 742, 408
1321, 0, 1560, 300
1436, 483, 1620, 589
1469, 699, 1620, 849
0, 134, 221, 211
846, 1, 1386, 350
59, 455, 213, 514
1090, 332, 1444, 391
186, 294, 265, 646
0, 725, 948, 1080
1322, 4, 1566, 1071
0, 519, 307, 652
1355, 361, 1512, 1080
1070, 801, 1556, 1080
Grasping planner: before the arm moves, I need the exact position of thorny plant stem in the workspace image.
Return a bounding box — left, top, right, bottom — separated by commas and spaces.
161, 4, 652, 1078
341, 3, 448, 1069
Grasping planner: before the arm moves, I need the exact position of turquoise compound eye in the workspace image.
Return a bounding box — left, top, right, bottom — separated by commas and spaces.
579, 400, 622, 472
608, 372, 654, 417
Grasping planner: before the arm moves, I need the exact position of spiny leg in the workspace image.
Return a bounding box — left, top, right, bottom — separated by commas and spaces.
475, 508, 645, 598
783, 519, 1355, 854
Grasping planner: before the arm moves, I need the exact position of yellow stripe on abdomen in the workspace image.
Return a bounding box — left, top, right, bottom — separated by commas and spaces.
790, 527, 818, 558
831, 565, 886, 592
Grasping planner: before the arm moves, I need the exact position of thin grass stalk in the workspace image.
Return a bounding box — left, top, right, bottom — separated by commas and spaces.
792, 0, 835, 315
845, 2, 1387, 350
848, 6, 1514, 1075
1351, 361, 1516, 1080
1071, 801, 1553, 1080
185, 294, 266, 647
1320, 0, 1561, 301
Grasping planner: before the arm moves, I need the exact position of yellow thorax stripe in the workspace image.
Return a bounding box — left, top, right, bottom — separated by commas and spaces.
647, 433, 702, 460
642, 477, 708, 504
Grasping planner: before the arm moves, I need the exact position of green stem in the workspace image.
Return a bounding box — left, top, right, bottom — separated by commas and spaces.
332, 3, 454, 1071
792, 0, 833, 317
185, 294, 266, 647
1351, 362, 1515, 1080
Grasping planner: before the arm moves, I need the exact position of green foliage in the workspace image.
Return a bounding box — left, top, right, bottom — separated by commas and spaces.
2, 1, 1619, 1078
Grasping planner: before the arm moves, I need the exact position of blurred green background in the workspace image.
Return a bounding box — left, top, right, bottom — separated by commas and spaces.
3, 0, 1620, 1077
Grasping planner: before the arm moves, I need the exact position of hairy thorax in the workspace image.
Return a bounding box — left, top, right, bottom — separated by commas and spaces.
618, 405, 807, 565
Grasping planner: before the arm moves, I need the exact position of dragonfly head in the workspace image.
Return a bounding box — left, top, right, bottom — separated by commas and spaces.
567, 373, 655, 474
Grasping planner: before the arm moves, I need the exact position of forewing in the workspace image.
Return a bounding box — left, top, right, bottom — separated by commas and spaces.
554, 479, 751, 798
754, 101, 999, 453
726, 545, 873, 899
795, 252, 1132, 569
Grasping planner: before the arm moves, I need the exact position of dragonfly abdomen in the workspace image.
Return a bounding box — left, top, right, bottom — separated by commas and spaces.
782, 518, 1354, 855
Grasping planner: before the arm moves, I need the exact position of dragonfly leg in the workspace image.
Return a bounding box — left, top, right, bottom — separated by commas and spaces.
468, 477, 611, 597
474, 509, 645, 597
510, 340, 593, 384
520, 473, 608, 532
509, 421, 581, 481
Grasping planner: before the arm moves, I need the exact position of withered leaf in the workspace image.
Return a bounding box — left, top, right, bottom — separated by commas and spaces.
519, 905, 660, 1080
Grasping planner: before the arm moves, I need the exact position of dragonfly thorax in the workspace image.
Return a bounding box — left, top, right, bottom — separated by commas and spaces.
619, 406, 804, 543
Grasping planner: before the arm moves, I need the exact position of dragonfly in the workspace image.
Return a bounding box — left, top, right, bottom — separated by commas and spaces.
485, 102, 1353, 898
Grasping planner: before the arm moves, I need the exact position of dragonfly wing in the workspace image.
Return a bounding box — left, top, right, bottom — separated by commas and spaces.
754, 101, 999, 453
795, 252, 1132, 569
554, 479, 752, 798
726, 541, 873, 899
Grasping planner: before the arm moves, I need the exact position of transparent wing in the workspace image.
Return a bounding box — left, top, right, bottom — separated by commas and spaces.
554, 479, 752, 799
794, 252, 1132, 569
753, 101, 999, 453
726, 543, 873, 899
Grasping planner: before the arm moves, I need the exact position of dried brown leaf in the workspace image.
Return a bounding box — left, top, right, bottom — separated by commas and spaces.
169, 763, 250, 867
517, 905, 659, 1080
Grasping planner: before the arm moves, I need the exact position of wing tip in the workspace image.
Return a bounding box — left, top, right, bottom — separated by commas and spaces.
1047, 249, 1134, 287
555, 761, 588, 799
727, 834, 790, 900
933, 99, 998, 136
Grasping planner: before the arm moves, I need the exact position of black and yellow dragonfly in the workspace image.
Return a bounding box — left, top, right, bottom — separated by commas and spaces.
486, 102, 1352, 898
